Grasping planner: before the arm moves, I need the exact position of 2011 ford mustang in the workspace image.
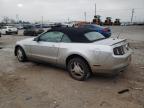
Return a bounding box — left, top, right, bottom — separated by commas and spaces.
14, 27, 132, 81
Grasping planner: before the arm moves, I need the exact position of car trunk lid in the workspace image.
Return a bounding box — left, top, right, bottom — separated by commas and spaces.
93, 38, 127, 46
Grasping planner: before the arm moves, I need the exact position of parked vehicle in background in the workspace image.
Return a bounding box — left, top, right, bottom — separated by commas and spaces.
15, 27, 131, 81
0, 26, 18, 35
114, 19, 121, 25
92, 15, 102, 25
51, 23, 67, 28
104, 17, 113, 25
35, 24, 50, 28
16, 25, 23, 30
23, 26, 44, 36
78, 24, 111, 38
61, 22, 74, 27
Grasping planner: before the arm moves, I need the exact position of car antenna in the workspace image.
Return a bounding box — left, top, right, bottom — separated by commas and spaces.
117, 27, 125, 39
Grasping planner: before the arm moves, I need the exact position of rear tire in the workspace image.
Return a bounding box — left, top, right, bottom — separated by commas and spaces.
16, 47, 27, 62
67, 57, 91, 81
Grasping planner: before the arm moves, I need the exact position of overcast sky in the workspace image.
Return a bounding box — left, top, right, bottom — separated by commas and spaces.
0, 0, 144, 22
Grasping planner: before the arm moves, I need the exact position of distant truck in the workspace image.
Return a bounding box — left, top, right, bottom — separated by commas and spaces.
92, 15, 102, 25
23, 25, 44, 36
104, 17, 113, 25
0, 26, 18, 35
114, 19, 121, 25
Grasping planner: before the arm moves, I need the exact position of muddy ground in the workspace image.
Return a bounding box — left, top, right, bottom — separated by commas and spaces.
0, 26, 144, 108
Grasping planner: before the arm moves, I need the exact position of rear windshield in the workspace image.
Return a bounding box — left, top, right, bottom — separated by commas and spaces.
84, 32, 105, 42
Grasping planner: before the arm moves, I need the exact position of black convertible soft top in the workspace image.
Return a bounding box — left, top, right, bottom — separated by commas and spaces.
48, 27, 96, 43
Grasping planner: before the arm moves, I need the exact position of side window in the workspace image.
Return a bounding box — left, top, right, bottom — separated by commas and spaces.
61, 34, 71, 43
39, 31, 63, 42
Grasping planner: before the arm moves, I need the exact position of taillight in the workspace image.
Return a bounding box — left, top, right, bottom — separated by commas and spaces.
113, 46, 125, 55
103, 28, 108, 32
113, 44, 129, 55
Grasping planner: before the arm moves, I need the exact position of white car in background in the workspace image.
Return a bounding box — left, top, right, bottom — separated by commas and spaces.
0, 26, 18, 35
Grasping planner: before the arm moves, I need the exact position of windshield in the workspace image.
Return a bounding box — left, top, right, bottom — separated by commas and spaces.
84, 32, 106, 42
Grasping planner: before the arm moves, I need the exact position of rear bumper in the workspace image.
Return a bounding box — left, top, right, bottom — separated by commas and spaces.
91, 52, 131, 74
92, 63, 129, 74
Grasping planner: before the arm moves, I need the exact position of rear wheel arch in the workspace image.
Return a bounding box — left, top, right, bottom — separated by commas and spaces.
66, 54, 92, 80
66, 54, 91, 70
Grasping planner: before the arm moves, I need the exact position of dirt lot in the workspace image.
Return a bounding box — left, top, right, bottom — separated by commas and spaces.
0, 26, 144, 108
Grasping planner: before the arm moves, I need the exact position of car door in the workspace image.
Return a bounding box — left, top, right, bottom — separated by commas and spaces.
30, 31, 63, 64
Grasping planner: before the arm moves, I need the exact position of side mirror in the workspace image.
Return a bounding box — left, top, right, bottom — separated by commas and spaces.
33, 37, 39, 42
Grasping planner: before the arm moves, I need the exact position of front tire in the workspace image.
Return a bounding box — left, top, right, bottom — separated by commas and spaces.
67, 57, 91, 81
16, 47, 27, 62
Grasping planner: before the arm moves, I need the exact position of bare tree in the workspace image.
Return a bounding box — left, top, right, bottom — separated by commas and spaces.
2, 16, 10, 24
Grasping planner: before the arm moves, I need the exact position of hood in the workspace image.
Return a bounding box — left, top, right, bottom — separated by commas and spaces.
17, 37, 34, 44
93, 38, 127, 46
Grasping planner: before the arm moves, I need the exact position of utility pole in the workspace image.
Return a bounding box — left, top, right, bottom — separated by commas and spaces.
84, 12, 87, 22
95, 3, 97, 16
131, 9, 134, 23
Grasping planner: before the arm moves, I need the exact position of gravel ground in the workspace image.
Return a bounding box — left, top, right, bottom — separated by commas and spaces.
0, 26, 144, 108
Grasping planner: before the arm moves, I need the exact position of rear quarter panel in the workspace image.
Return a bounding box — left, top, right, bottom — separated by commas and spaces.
57, 43, 110, 68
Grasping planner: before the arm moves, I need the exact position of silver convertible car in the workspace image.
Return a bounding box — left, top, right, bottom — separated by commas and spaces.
14, 27, 132, 81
